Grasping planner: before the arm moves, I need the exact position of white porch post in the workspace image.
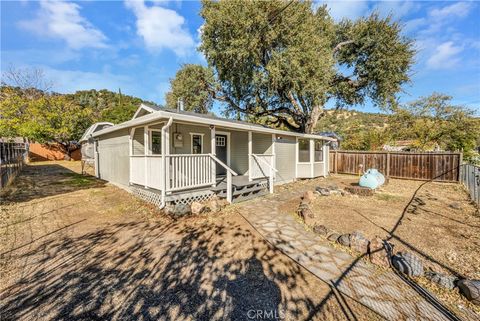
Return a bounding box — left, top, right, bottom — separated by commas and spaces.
129, 128, 134, 185
165, 124, 171, 191
310, 139, 314, 178
295, 138, 298, 180
248, 131, 252, 181
323, 142, 328, 176
210, 125, 216, 186
271, 134, 276, 179
144, 126, 149, 188
94, 140, 99, 178
270, 134, 276, 193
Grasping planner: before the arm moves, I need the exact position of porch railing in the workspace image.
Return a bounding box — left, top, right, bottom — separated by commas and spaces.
166, 153, 238, 203
251, 154, 277, 193
130, 153, 238, 203
167, 154, 215, 191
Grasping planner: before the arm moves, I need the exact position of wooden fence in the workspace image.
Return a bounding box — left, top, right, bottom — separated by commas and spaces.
329, 150, 462, 182
0, 142, 28, 189
459, 164, 480, 206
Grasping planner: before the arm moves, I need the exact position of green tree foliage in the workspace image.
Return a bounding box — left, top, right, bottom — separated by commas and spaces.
200, 0, 414, 133
0, 86, 155, 148
316, 93, 480, 161
165, 64, 216, 113
389, 93, 479, 158
0, 86, 93, 153
67, 89, 153, 124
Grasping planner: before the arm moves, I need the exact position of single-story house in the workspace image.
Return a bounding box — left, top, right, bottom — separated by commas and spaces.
86, 104, 334, 207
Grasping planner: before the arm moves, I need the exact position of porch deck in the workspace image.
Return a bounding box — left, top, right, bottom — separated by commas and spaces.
131, 175, 269, 205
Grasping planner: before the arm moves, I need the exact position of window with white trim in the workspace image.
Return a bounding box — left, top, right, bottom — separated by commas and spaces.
150, 131, 162, 155
298, 139, 310, 162
191, 134, 203, 154
314, 141, 323, 162
216, 136, 225, 147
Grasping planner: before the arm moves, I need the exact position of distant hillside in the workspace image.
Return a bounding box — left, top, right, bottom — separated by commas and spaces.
316, 109, 392, 136
65, 89, 157, 124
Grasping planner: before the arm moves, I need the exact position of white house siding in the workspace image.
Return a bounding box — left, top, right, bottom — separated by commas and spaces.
252, 133, 272, 154
314, 162, 324, 177
170, 123, 212, 155
274, 135, 296, 184
229, 130, 249, 175
97, 129, 130, 187
132, 127, 145, 155
297, 163, 311, 178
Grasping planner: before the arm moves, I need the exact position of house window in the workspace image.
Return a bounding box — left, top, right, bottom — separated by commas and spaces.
216, 136, 225, 147
298, 139, 310, 162
314, 141, 323, 162
191, 134, 203, 154
151, 131, 162, 155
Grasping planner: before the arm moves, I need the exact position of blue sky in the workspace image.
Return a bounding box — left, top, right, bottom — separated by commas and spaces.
1, 0, 479, 115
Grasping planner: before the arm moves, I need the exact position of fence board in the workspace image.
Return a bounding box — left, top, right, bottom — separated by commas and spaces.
0, 142, 28, 189
329, 150, 462, 182
459, 164, 480, 206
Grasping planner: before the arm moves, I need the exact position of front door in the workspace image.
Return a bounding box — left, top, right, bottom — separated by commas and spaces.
215, 134, 228, 175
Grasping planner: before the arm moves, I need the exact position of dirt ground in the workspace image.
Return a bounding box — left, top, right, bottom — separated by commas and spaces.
278, 174, 480, 316
0, 161, 381, 321
287, 175, 480, 280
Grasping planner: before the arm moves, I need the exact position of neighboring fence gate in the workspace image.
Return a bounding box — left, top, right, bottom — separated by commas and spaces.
0, 142, 28, 189
329, 150, 462, 182
459, 164, 480, 206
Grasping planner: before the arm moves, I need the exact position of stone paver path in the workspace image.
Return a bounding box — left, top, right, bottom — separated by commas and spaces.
237, 189, 458, 321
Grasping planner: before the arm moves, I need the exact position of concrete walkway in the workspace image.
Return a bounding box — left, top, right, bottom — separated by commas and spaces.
237, 188, 457, 321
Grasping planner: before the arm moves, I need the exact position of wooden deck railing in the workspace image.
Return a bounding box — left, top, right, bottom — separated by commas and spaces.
167, 154, 215, 192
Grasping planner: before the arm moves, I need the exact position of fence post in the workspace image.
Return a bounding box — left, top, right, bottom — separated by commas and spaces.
386, 152, 391, 181
458, 152, 463, 182
335, 150, 338, 174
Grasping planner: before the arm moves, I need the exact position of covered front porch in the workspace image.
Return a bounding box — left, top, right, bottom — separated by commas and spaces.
128, 117, 277, 205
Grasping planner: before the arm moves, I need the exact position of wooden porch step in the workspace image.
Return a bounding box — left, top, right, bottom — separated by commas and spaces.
216, 184, 266, 198
232, 189, 269, 203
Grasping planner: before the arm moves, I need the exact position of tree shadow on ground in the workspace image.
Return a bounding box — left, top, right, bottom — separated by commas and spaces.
0, 163, 106, 204
0, 216, 353, 321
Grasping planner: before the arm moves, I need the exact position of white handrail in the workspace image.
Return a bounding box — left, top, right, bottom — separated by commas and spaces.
208, 153, 237, 203
252, 154, 278, 173
209, 154, 238, 176
251, 154, 277, 194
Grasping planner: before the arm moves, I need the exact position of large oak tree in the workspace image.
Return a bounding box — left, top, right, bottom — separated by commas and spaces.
199, 0, 414, 133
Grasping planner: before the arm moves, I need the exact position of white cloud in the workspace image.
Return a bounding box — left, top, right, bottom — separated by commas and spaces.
430, 2, 473, 19
374, 1, 419, 19
320, 0, 369, 21
427, 41, 463, 69
124, 0, 194, 56
18, 0, 107, 49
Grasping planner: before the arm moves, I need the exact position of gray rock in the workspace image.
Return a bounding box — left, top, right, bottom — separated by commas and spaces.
457, 279, 480, 305
164, 203, 175, 215
349, 231, 369, 254
425, 271, 457, 290
327, 184, 339, 191
173, 203, 190, 216
313, 224, 330, 237
327, 232, 340, 242
337, 234, 351, 247
392, 252, 424, 277
315, 186, 330, 196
